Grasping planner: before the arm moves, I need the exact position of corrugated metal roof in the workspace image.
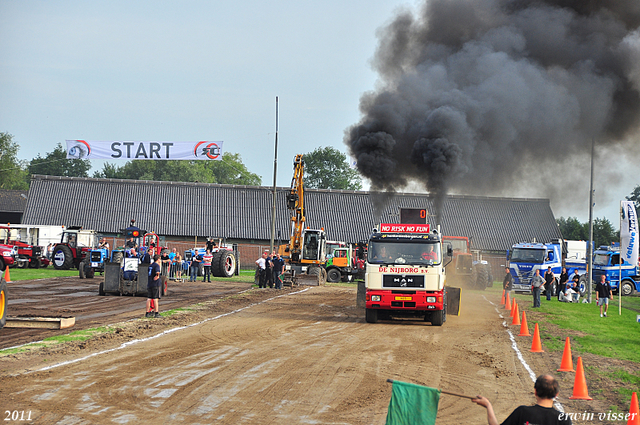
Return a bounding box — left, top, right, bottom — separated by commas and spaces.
0, 189, 28, 213
23, 175, 562, 251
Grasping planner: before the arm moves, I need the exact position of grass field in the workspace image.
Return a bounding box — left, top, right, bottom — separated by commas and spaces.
488, 285, 640, 363
3, 267, 80, 281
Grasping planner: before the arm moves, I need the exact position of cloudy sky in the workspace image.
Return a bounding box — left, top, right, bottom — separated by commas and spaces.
1, 0, 637, 225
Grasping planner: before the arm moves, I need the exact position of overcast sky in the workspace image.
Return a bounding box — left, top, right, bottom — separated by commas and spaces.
1, 0, 637, 226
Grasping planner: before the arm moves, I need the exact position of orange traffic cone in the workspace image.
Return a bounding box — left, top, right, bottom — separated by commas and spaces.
505, 292, 511, 310
531, 323, 544, 352
512, 303, 521, 325
518, 310, 531, 336
501, 289, 505, 305
569, 357, 592, 400
628, 392, 639, 425
510, 299, 517, 317
3, 266, 9, 283
557, 337, 574, 372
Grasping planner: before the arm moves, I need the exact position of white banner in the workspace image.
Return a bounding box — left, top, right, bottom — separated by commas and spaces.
620, 201, 639, 265
65, 140, 224, 160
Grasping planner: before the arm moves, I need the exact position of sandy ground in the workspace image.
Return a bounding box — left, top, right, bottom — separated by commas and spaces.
0, 282, 632, 424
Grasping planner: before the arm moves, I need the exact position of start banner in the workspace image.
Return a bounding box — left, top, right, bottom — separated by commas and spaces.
65, 140, 224, 160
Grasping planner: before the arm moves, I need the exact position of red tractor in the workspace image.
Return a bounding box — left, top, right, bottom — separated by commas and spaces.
51, 226, 97, 270
443, 235, 492, 290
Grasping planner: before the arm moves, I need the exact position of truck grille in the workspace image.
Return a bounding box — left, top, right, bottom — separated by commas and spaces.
91, 251, 102, 262
32, 246, 42, 256
383, 275, 424, 288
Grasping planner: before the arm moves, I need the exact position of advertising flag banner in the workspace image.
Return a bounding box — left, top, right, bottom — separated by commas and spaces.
65, 140, 224, 160
620, 201, 639, 265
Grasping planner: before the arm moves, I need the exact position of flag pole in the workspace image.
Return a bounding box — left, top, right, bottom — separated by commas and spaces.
386, 379, 475, 400
619, 201, 623, 316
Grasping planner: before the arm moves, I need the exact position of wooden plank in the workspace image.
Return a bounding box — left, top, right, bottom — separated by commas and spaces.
5, 317, 76, 329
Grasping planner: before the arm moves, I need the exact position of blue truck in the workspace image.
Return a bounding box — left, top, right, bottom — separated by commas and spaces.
592, 244, 640, 296
508, 239, 588, 294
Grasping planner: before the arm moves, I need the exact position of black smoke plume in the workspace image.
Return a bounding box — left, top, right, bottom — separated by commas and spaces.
346, 0, 640, 221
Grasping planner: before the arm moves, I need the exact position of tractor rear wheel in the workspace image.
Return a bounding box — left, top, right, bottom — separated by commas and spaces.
0, 258, 5, 272
476, 265, 489, 290
326, 268, 341, 283
53, 245, 74, 270
213, 251, 236, 277
98, 281, 105, 296
0, 277, 6, 329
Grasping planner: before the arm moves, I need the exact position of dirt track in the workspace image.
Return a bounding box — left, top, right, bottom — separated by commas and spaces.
0, 282, 623, 424
1, 276, 249, 350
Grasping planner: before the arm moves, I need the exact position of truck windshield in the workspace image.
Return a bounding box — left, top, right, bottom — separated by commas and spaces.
368, 241, 441, 265
594, 253, 611, 266
510, 248, 545, 264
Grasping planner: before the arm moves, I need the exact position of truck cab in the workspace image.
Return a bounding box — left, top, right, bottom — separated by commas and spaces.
592, 245, 640, 296
508, 240, 587, 294
364, 223, 455, 326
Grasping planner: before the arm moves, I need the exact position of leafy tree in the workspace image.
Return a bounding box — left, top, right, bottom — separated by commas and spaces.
194, 152, 261, 185
592, 217, 619, 248
556, 216, 619, 248
303, 146, 362, 190
29, 142, 91, 178
626, 185, 640, 217
93, 152, 261, 185
556, 217, 588, 241
0, 132, 29, 190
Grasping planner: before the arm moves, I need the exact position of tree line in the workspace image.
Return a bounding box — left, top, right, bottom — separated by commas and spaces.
0, 132, 361, 190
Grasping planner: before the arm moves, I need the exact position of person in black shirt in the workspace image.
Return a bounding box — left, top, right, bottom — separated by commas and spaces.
502, 268, 513, 294
472, 374, 571, 425
596, 274, 612, 317
272, 253, 285, 289
544, 266, 555, 300
146, 255, 162, 318
265, 252, 274, 288
557, 267, 569, 300
206, 238, 217, 253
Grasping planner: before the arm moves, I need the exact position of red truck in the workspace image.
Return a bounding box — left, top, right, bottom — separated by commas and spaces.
0, 244, 17, 271
0, 225, 48, 269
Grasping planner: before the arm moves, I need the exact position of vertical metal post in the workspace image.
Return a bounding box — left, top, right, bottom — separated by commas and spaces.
270, 97, 279, 254
587, 139, 595, 303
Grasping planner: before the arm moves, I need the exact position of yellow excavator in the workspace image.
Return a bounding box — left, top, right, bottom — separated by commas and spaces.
278, 154, 328, 285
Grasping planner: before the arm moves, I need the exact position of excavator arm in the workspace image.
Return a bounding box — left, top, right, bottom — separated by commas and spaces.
287, 154, 305, 262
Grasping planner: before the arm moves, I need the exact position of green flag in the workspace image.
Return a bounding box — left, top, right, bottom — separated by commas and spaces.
385, 380, 440, 425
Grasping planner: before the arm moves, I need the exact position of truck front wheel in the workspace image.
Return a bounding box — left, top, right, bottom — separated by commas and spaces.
430, 309, 445, 326
365, 308, 378, 323
621, 281, 635, 296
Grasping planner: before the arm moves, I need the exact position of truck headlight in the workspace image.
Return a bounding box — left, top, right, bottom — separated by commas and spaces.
371, 295, 381, 301
2, 252, 11, 257
427, 296, 436, 303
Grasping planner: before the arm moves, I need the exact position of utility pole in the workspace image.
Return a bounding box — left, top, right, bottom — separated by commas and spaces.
587, 139, 595, 303
270, 97, 279, 253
